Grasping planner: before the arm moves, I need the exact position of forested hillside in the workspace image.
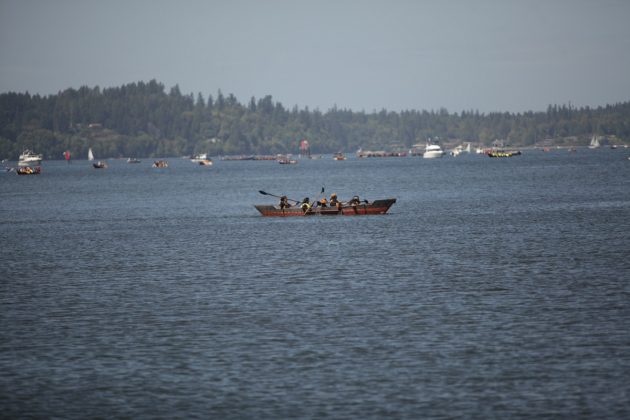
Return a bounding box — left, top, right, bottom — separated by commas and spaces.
1, 80, 629, 159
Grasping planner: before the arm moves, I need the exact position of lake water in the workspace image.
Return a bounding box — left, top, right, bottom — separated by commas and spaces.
2, 150, 630, 418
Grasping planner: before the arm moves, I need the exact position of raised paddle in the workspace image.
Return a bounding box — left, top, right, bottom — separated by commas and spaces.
314, 186, 325, 201
305, 186, 325, 212
258, 190, 301, 203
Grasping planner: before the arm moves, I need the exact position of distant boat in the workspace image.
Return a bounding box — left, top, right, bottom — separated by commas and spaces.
450, 145, 464, 157
589, 136, 601, 149
333, 152, 346, 160
88, 148, 107, 168
198, 159, 213, 166
127, 157, 141, 164
18, 149, 42, 166
16, 166, 41, 175
423, 142, 445, 158
486, 150, 521, 158
152, 160, 168, 168
190, 153, 208, 163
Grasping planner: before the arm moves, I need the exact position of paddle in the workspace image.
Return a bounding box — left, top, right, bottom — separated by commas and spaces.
308, 186, 325, 211
315, 186, 325, 202
258, 190, 301, 203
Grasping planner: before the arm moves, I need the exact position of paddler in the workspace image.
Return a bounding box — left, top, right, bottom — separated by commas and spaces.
330, 193, 341, 209
279, 195, 291, 209
300, 197, 311, 211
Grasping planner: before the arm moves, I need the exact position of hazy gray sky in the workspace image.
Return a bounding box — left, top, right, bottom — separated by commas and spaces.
1, 0, 629, 113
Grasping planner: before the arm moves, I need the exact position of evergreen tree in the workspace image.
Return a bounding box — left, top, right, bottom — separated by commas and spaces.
0, 80, 629, 160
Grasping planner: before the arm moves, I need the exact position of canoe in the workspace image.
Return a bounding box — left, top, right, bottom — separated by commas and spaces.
16, 166, 41, 175
487, 150, 521, 157
255, 198, 396, 217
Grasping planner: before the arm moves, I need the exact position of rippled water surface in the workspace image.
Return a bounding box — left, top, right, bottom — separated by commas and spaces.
2, 150, 630, 418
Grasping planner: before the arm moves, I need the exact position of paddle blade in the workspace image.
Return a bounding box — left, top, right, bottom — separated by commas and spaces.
259, 190, 268, 195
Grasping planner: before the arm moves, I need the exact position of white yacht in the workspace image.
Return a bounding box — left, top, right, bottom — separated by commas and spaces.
18, 149, 43, 166
423, 143, 445, 159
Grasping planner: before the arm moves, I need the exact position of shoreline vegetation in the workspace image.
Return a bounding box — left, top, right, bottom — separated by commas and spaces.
1, 80, 629, 160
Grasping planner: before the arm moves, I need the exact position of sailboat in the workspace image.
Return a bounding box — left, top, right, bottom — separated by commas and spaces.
89, 148, 107, 168
589, 136, 601, 149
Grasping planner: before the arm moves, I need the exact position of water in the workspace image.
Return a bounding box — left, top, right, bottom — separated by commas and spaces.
2, 150, 630, 418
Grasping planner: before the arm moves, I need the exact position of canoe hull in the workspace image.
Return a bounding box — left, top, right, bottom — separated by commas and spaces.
255, 198, 396, 217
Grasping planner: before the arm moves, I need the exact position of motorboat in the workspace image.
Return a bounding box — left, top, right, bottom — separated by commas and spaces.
277, 155, 297, 164
18, 149, 43, 166
278, 158, 297, 164
423, 143, 445, 158
190, 153, 208, 163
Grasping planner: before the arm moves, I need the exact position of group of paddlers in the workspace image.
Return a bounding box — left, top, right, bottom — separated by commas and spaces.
280, 193, 364, 211
16, 166, 41, 175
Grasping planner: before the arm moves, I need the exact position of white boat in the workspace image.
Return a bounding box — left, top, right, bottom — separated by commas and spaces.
190, 153, 208, 163
589, 136, 601, 149
423, 142, 445, 159
450, 145, 464, 156
18, 149, 43, 166
87, 147, 107, 168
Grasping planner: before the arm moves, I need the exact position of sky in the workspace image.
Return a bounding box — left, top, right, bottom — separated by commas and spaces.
1, 0, 630, 113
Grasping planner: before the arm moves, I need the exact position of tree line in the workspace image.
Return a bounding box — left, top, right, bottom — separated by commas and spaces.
1, 79, 629, 159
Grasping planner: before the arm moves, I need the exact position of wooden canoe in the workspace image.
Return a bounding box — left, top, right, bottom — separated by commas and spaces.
255, 198, 396, 217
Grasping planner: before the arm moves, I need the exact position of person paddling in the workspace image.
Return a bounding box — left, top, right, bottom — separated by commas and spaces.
330, 193, 341, 210
349, 195, 361, 206
300, 197, 311, 212
279, 196, 291, 209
